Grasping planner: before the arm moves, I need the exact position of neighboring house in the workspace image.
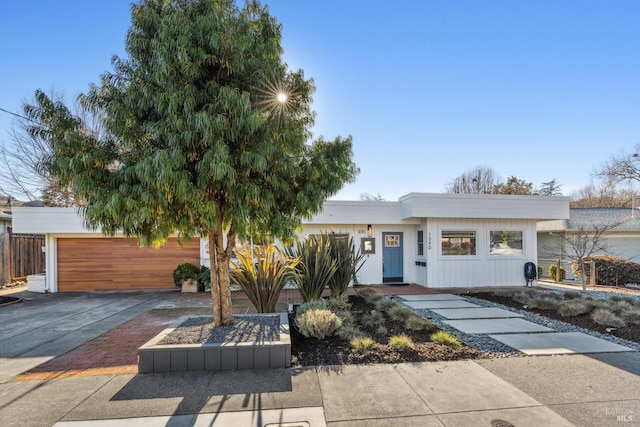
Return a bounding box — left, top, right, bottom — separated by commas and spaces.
537, 208, 640, 280
13, 193, 569, 292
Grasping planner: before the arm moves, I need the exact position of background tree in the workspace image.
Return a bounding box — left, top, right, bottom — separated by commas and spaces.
445, 166, 501, 194
538, 179, 562, 196
557, 222, 622, 291
570, 183, 635, 208
48, 0, 358, 326
0, 90, 95, 206
596, 143, 640, 186
359, 192, 384, 201
492, 176, 533, 195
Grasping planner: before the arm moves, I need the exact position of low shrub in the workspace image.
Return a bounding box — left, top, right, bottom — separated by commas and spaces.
355, 286, 379, 298
376, 325, 388, 336
173, 263, 200, 286
389, 334, 415, 350
562, 291, 583, 300
572, 256, 640, 287
548, 264, 567, 281
590, 308, 626, 328
513, 290, 534, 305
296, 299, 327, 317
527, 296, 562, 311
430, 331, 461, 347
326, 297, 351, 313
296, 309, 342, 339
558, 300, 590, 317
351, 336, 376, 350
361, 310, 383, 328
405, 315, 435, 331
335, 310, 354, 327
491, 289, 514, 297
620, 309, 640, 325
585, 298, 609, 311
609, 300, 633, 313
387, 305, 414, 322
337, 324, 359, 340
375, 298, 397, 313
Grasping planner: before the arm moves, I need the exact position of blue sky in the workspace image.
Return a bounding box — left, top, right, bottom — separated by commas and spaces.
1, 0, 638, 201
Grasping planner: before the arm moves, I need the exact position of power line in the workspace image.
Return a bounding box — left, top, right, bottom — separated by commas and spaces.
0, 107, 35, 123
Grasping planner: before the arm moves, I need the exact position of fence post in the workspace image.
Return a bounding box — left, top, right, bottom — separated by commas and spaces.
0, 233, 9, 285
590, 260, 596, 287
555, 258, 561, 283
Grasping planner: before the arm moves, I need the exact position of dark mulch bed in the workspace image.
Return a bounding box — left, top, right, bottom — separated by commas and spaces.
470, 292, 640, 344
290, 295, 485, 367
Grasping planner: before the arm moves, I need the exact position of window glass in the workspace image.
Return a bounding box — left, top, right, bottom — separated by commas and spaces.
490, 231, 523, 255
441, 231, 476, 256
417, 230, 424, 256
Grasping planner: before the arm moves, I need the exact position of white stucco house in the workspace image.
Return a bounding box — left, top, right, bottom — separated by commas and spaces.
13, 193, 569, 292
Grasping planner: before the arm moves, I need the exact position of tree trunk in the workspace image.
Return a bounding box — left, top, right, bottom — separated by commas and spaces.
580, 259, 587, 292
208, 230, 222, 326
217, 248, 233, 326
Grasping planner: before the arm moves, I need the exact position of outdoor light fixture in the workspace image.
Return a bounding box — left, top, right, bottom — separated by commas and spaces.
367, 224, 372, 237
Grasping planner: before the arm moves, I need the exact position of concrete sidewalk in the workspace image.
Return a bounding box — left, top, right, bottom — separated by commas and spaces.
1, 355, 638, 426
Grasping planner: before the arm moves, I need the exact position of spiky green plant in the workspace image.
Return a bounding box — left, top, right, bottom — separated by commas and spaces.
326, 297, 351, 313
296, 299, 328, 317
389, 334, 415, 350
430, 331, 462, 347
285, 235, 337, 303
230, 244, 298, 313
325, 231, 366, 298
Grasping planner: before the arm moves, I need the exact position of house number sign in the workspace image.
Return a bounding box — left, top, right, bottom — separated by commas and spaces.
427, 232, 432, 250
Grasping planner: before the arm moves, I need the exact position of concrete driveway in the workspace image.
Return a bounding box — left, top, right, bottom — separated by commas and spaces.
0, 290, 171, 383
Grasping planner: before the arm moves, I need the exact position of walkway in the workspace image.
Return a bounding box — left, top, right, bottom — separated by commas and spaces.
398, 293, 636, 355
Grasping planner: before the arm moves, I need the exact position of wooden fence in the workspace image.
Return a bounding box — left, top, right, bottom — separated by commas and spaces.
0, 228, 45, 284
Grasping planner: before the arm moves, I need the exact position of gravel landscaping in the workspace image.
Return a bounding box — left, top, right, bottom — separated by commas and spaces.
159, 315, 280, 344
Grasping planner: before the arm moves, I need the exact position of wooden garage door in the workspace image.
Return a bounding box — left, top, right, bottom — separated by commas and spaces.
57, 237, 200, 292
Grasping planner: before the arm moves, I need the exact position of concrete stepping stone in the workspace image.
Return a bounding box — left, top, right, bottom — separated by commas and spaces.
443, 318, 554, 334
398, 294, 465, 301
402, 300, 480, 310
489, 332, 636, 355
431, 307, 523, 319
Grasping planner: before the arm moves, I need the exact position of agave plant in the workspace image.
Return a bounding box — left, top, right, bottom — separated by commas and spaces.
285, 234, 337, 302
230, 244, 298, 313
325, 231, 365, 299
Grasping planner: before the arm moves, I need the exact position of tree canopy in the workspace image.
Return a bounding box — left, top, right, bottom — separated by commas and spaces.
47, 0, 358, 325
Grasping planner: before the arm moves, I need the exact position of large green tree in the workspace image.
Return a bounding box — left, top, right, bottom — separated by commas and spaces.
49, 0, 358, 325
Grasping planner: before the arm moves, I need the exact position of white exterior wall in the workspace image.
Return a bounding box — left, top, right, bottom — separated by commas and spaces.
301, 223, 420, 285
426, 218, 538, 288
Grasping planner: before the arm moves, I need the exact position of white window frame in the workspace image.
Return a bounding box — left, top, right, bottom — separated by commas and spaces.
439, 229, 479, 259
488, 229, 526, 258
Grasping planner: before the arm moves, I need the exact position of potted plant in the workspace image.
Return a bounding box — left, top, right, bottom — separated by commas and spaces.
173, 263, 200, 293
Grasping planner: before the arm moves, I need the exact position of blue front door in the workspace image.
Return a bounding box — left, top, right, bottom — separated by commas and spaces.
382, 232, 403, 283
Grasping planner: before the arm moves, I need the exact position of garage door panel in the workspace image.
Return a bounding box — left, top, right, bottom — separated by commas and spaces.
57, 238, 200, 292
